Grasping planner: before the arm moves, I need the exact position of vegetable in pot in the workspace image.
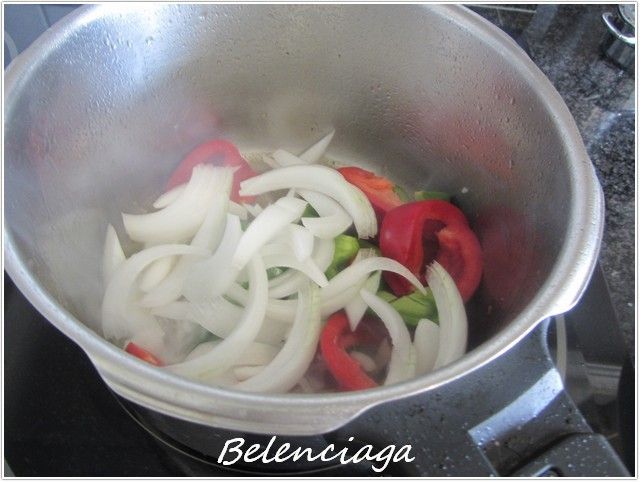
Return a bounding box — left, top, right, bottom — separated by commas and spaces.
165, 139, 257, 203
102, 132, 478, 394
324, 234, 360, 279
379, 200, 482, 302
338, 166, 403, 223
377, 289, 439, 327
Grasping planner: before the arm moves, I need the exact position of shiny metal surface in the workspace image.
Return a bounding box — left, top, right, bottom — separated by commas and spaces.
4, 4, 604, 434
601, 6, 636, 70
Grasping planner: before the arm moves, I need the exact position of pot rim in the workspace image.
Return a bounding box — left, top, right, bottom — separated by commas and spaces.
4, 3, 604, 435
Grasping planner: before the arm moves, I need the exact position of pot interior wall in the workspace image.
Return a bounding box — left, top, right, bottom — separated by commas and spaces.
5, 4, 572, 351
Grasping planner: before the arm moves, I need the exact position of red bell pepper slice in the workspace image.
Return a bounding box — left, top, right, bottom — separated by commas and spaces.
338, 166, 403, 223
379, 200, 482, 302
166, 139, 256, 203
320, 312, 379, 391
125, 342, 163, 366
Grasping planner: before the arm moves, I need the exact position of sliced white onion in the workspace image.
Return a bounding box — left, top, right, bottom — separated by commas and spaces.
239, 165, 377, 239
236, 341, 280, 366
267, 237, 334, 299
139, 256, 176, 292
186, 341, 279, 368
310, 237, 336, 272
152, 183, 186, 209
167, 255, 269, 379
320, 281, 367, 318
103, 224, 126, 285
262, 251, 328, 288
322, 256, 426, 302
235, 283, 321, 393
122, 164, 219, 244
270, 224, 314, 262
414, 319, 440, 376
298, 189, 353, 239
228, 255, 424, 320
152, 300, 288, 346
225, 283, 298, 323
139, 169, 233, 308
297, 189, 344, 216
273, 149, 305, 167
288, 225, 314, 261
427, 262, 468, 369
101, 244, 208, 352
301, 215, 353, 240
360, 290, 415, 386
345, 271, 381, 331
299, 129, 335, 163
350, 351, 378, 373
231, 197, 308, 271
268, 270, 303, 299
228, 201, 248, 220
186, 167, 234, 250
243, 203, 264, 218
185, 340, 217, 361
181, 214, 243, 303
234, 365, 265, 381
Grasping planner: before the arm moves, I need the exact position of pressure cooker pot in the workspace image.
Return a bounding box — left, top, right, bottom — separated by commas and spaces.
5, 4, 603, 436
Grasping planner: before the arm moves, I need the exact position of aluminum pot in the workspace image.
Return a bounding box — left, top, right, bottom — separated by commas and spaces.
5, 4, 603, 436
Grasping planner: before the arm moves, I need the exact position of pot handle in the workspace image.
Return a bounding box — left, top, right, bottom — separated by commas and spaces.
328, 317, 629, 476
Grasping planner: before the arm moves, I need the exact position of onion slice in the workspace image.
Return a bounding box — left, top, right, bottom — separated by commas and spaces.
239, 165, 377, 239
139, 256, 176, 292
167, 255, 269, 380
322, 256, 426, 301
271, 224, 314, 262
262, 250, 328, 288
235, 283, 321, 392
427, 262, 468, 369
231, 197, 308, 271
299, 129, 335, 163
360, 290, 416, 386
227, 255, 425, 320
243, 203, 264, 218
228, 201, 248, 220
272, 149, 305, 167
139, 169, 233, 308
122, 164, 219, 244
234, 365, 265, 381
268, 238, 334, 299
103, 224, 126, 285
350, 351, 377, 373
298, 189, 353, 239
152, 300, 288, 346
186, 341, 279, 370
101, 244, 208, 351
414, 319, 440, 376
182, 214, 243, 303
225, 283, 298, 323
345, 271, 381, 331
152, 183, 186, 209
